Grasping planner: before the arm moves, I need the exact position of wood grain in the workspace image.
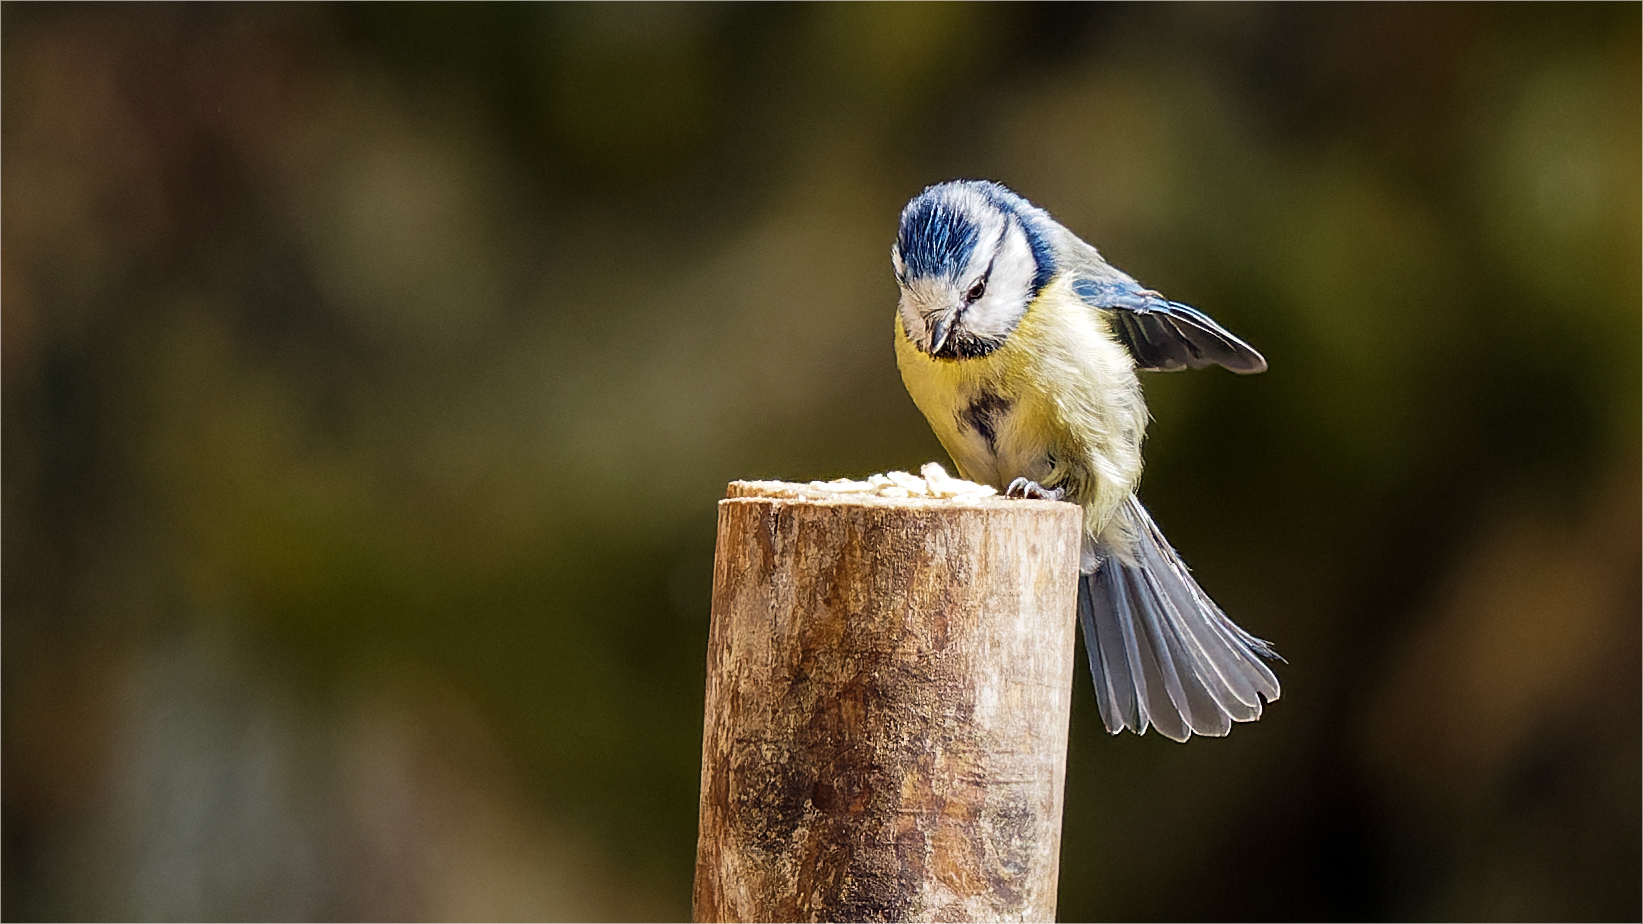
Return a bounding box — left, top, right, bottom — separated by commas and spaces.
693, 480, 1082, 923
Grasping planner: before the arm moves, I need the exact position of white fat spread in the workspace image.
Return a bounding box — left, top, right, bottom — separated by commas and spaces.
808, 463, 998, 500
731, 463, 1008, 504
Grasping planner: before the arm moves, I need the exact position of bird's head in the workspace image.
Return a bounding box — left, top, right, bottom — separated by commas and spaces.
892, 180, 1056, 360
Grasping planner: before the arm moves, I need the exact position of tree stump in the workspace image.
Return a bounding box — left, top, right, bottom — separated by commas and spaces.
693, 477, 1083, 923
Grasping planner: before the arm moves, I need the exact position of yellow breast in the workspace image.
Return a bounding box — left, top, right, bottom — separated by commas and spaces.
893, 278, 1149, 542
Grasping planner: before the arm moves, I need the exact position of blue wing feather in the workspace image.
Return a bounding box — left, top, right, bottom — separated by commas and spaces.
1072, 277, 1268, 374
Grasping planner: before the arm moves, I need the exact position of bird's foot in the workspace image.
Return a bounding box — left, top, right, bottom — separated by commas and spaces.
1006, 478, 1066, 501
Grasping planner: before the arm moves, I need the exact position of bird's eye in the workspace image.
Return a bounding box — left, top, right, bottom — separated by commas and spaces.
965, 279, 987, 302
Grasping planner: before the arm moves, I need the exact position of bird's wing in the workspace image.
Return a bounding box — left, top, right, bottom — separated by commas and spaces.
1072, 276, 1267, 374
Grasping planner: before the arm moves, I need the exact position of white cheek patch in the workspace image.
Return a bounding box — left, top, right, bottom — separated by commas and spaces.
960, 221, 1036, 341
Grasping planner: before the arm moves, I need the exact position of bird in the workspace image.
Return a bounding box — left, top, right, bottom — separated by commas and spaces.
891, 179, 1280, 742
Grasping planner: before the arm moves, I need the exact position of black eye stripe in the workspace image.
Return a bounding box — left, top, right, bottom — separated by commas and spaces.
963, 219, 1009, 301
969, 248, 1000, 301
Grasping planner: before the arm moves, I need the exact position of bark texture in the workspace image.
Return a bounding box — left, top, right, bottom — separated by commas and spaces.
693, 480, 1082, 923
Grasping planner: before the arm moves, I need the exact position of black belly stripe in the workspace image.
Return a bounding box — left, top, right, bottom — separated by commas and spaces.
959, 390, 1012, 455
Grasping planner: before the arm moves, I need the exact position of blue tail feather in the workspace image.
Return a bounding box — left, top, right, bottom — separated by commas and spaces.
1078, 496, 1280, 742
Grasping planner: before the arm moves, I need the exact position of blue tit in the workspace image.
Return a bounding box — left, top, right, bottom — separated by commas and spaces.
891, 179, 1279, 742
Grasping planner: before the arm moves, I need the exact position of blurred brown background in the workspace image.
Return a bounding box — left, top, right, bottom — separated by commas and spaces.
3, 3, 1638, 921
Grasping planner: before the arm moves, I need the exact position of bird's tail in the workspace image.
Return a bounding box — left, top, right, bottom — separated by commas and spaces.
1079, 496, 1281, 742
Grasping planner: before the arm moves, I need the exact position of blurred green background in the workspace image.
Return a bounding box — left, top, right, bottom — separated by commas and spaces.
4, 3, 1638, 920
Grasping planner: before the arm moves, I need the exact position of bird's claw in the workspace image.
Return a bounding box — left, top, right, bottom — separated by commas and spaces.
1006, 477, 1066, 501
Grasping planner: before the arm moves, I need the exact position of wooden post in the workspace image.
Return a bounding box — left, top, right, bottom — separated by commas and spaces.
693, 478, 1083, 923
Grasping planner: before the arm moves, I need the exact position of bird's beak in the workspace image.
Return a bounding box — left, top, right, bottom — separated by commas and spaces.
927, 312, 954, 355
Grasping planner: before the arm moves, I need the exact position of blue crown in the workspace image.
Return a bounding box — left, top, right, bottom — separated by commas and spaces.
895, 180, 1056, 294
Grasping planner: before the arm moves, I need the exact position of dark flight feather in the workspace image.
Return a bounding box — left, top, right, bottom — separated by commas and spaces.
1072, 276, 1267, 374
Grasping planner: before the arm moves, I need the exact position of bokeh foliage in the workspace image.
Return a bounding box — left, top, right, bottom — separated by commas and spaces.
4, 3, 1638, 920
